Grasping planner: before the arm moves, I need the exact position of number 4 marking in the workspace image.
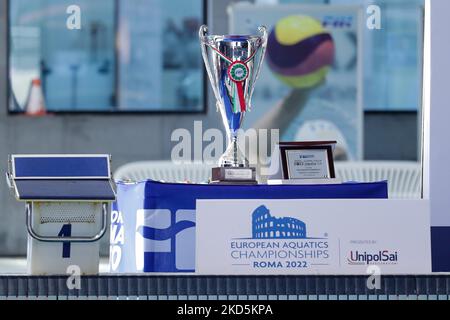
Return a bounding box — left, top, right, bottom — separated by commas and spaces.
58, 224, 72, 258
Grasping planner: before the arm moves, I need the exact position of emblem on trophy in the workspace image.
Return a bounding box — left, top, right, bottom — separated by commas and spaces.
199, 25, 268, 184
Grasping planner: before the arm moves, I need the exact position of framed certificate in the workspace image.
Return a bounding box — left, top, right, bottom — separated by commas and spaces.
279, 142, 336, 180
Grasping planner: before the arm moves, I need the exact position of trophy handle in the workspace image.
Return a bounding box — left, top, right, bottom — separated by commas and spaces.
199, 25, 222, 111
247, 25, 268, 111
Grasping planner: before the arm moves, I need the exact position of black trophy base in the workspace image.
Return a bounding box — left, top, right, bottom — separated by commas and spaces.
210, 167, 257, 185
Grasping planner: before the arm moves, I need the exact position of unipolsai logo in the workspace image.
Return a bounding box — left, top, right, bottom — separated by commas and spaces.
347, 250, 398, 265
135, 209, 195, 272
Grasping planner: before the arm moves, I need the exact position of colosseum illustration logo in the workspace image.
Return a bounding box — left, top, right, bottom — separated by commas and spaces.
252, 205, 307, 239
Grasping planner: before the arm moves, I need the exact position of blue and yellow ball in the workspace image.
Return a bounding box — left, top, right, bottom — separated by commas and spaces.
267, 15, 335, 89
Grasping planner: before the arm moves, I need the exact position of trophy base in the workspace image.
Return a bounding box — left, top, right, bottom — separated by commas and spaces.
210, 167, 257, 185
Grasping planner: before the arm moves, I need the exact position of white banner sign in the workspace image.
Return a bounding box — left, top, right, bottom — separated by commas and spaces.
196, 199, 431, 275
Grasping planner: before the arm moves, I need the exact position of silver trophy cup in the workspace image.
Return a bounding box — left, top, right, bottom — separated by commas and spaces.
199, 25, 267, 183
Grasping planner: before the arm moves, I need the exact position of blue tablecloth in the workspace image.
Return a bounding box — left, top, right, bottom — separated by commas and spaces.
110, 180, 388, 273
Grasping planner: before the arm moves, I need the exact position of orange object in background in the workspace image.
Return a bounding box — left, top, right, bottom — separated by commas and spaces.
25, 79, 47, 116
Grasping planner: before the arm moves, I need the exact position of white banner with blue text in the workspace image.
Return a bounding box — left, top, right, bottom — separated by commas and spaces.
196, 199, 431, 275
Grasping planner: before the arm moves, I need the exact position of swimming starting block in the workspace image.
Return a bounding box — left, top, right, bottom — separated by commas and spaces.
7, 154, 116, 275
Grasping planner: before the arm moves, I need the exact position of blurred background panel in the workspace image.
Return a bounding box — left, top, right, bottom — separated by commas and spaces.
8, 0, 205, 112
118, 0, 204, 111
280, 0, 424, 112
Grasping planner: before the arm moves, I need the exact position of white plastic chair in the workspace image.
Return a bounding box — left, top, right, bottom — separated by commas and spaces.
334, 161, 422, 199
295, 120, 353, 160
114, 161, 213, 184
